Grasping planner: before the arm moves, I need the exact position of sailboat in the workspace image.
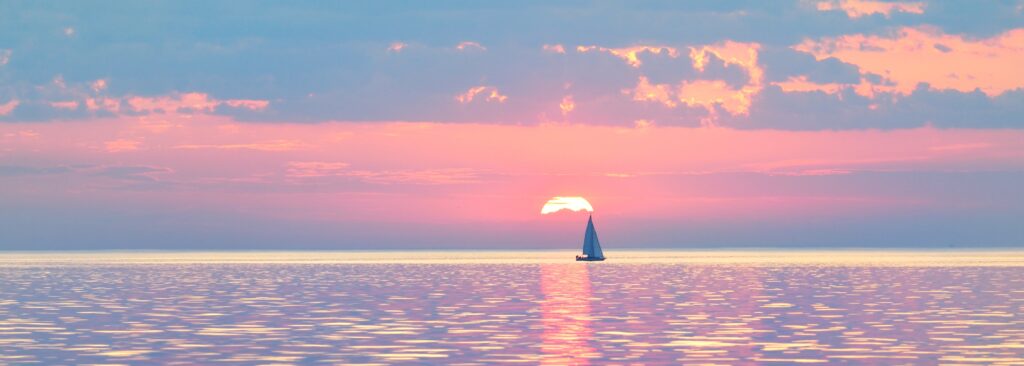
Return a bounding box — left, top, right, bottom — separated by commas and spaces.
575, 214, 606, 261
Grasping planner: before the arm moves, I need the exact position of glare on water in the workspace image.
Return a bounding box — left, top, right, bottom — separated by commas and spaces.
0, 250, 1022, 364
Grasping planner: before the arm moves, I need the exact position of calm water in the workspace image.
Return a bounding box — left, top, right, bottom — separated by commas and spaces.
1, 251, 1023, 365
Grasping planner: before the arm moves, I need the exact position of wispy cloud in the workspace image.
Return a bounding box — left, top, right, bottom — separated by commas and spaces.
542, 44, 566, 54
174, 140, 306, 151
455, 86, 507, 104
0, 100, 19, 116
576, 45, 679, 67
816, 0, 925, 18
104, 139, 141, 153
456, 41, 485, 51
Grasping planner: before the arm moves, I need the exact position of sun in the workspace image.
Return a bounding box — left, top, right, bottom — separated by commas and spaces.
541, 196, 594, 214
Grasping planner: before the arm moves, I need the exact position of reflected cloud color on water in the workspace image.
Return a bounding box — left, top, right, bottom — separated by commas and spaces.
0, 251, 1022, 364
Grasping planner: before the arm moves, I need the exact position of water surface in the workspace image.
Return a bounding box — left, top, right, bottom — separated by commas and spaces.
1, 250, 1022, 364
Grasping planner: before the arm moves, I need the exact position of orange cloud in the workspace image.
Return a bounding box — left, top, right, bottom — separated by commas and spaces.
633, 119, 654, 129
773, 76, 901, 99
794, 26, 1024, 96
104, 139, 141, 153
455, 86, 507, 104
816, 0, 925, 18
559, 95, 575, 116
456, 41, 486, 51
576, 45, 679, 67
773, 76, 846, 94
626, 41, 763, 118
542, 44, 566, 54
678, 79, 751, 117
627, 76, 676, 107
0, 99, 19, 116
689, 41, 763, 85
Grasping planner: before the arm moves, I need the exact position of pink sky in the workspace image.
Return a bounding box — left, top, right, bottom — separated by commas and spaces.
1, 2, 1023, 249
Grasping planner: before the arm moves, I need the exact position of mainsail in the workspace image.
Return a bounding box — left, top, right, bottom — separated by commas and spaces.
582, 215, 605, 259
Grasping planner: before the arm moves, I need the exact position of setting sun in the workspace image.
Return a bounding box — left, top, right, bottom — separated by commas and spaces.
541, 196, 594, 215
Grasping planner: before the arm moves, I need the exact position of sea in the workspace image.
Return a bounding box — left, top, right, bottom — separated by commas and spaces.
0, 250, 1022, 365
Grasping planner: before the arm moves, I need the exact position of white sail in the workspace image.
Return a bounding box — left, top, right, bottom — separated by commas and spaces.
582, 215, 605, 259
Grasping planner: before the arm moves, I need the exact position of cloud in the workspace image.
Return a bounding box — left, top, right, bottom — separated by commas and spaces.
49, 101, 80, 110
794, 26, 1024, 96
928, 142, 991, 152
0, 100, 19, 116
339, 168, 482, 185
816, 0, 925, 18
0, 75, 268, 121
388, 42, 407, 53
576, 45, 679, 68
173, 140, 306, 151
455, 86, 507, 104
93, 165, 172, 182
0, 49, 10, 66
286, 161, 482, 184
773, 76, 845, 95
0, 164, 72, 176
627, 76, 677, 108
104, 139, 141, 153
286, 161, 350, 177
624, 41, 763, 121
542, 44, 566, 54
456, 41, 485, 51
559, 95, 575, 116
127, 92, 269, 114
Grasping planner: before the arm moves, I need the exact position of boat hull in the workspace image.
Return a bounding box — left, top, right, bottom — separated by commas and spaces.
575, 257, 605, 261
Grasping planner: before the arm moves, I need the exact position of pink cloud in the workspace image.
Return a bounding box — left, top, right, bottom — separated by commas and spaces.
86, 97, 121, 113
287, 161, 350, 177
91, 79, 108, 93
388, 42, 407, 53
575, 45, 679, 67
794, 26, 1024, 96
0, 49, 10, 66
816, 0, 925, 18
456, 41, 486, 51
455, 86, 507, 104
223, 99, 270, 110
0, 99, 19, 116
542, 44, 566, 54
128, 92, 269, 113
174, 140, 306, 151
104, 139, 141, 153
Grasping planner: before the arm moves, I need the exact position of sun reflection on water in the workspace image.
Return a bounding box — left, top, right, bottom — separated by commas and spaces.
540, 264, 596, 364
